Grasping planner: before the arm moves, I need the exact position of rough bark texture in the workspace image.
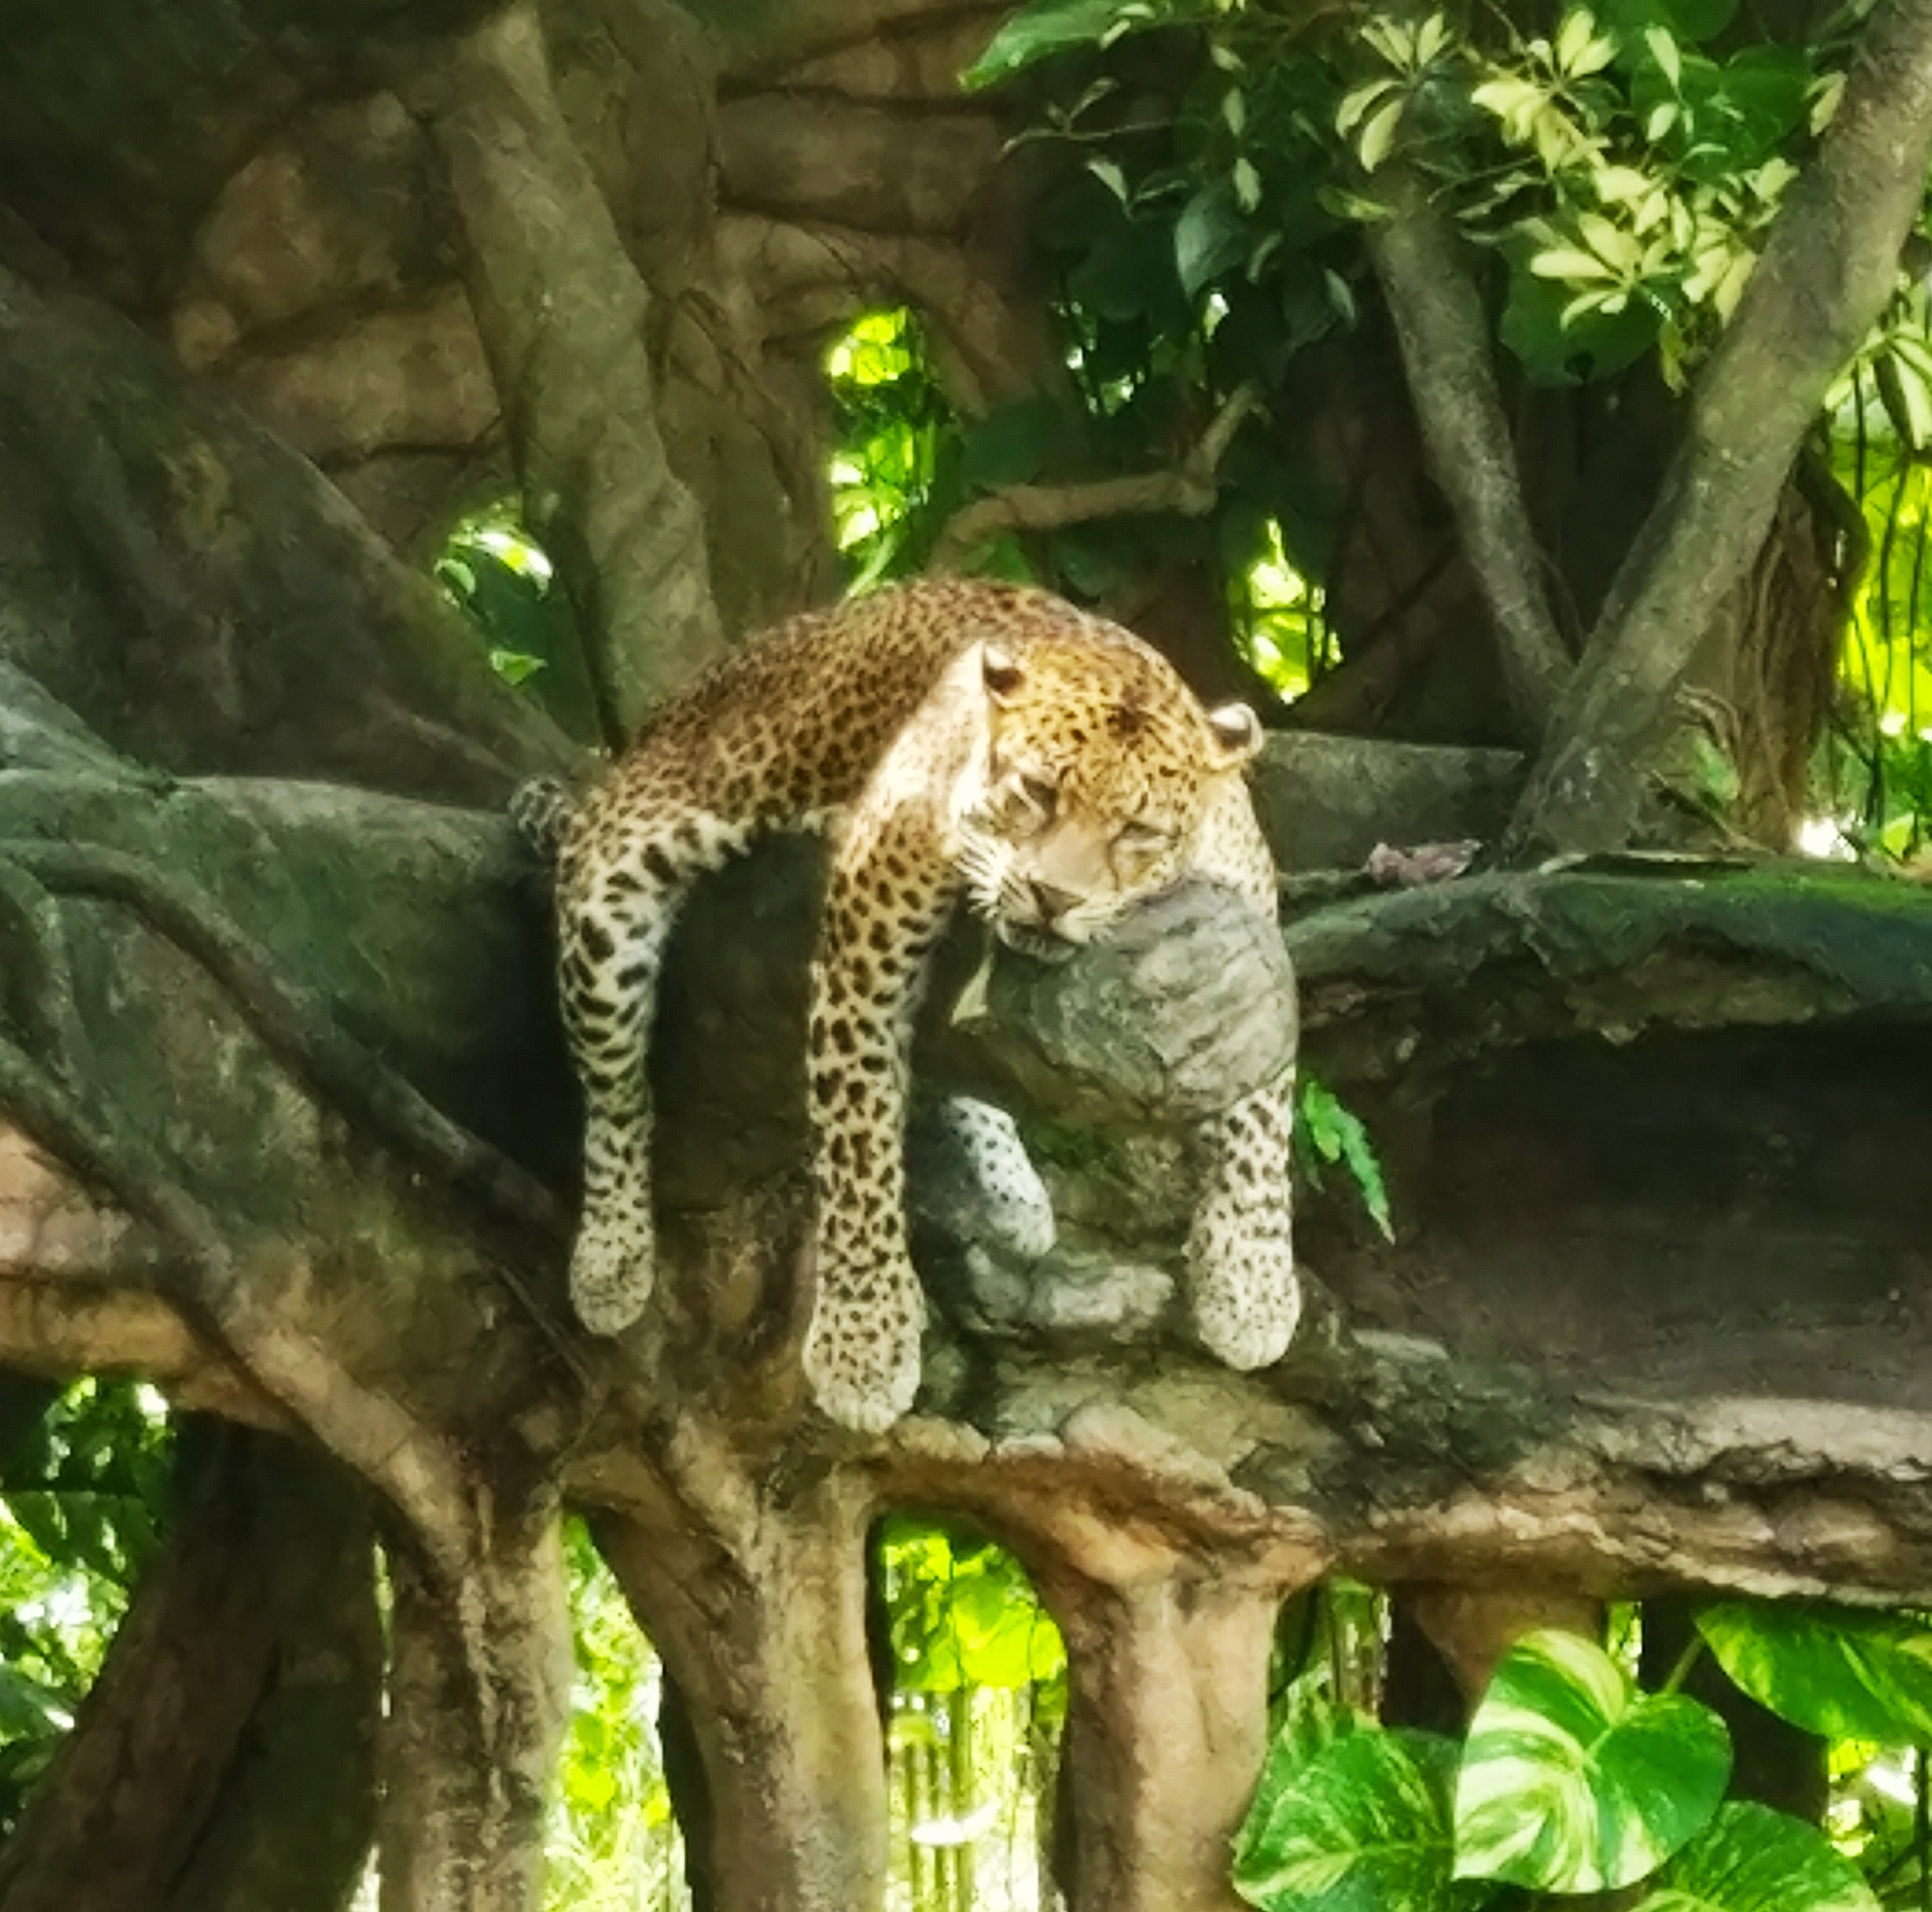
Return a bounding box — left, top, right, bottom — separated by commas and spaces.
1366, 169, 1571, 741
1052, 1573, 1281, 1912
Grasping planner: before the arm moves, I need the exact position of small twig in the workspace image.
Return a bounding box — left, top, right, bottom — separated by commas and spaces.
930, 384, 1259, 572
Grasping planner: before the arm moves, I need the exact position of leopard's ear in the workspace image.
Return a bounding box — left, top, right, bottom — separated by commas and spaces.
982, 643, 1025, 706
1205, 702, 1263, 769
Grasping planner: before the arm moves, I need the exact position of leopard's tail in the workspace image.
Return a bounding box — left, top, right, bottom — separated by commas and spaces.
509, 777, 578, 863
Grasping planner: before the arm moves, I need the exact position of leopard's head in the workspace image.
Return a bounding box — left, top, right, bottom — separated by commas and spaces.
950, 630, 1262, 958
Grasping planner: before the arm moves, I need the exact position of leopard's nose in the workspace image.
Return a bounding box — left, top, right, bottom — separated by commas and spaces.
1028, 878, 1080, 923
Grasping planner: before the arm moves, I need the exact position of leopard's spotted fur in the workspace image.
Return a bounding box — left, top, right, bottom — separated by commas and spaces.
545, 576, 1298, 1432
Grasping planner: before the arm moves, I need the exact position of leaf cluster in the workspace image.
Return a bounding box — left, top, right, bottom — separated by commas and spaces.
879, 1517, 1066, 1696
1234, 1602, 1932, 1912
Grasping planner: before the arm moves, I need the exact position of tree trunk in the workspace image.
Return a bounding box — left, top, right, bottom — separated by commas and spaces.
0, 1425, 379, 1912
1052, 1572, 1285, 1912
595, 1481, 891, 1912
377, 1505, 571, 1912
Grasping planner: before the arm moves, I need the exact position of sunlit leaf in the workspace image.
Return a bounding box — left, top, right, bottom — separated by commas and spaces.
1532, 247, 1618, 281
1335, 79, 1397, 138
1696, 1601, 1932, 1743
1630, 1801, 1880, 1912
1645, 25, 1682, 87
1357, 96, 1406, 172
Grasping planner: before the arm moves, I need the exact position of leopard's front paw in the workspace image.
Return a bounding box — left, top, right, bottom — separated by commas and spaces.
802, 1254, 925, 1434
1187, 1192, 1299, 1372
569, 1214, 655, 1338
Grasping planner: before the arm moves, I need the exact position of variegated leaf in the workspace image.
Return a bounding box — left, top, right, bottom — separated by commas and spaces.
1454, 1629, 1730, 1893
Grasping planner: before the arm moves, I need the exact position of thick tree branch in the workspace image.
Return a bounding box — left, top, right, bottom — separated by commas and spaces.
1509, 0, 1932, 853
1367, 167, 1572, 738
0, 844, 566, 1255
410, 1, 725, 742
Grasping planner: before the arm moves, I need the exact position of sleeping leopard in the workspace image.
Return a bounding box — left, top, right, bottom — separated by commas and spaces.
529, 576, 1298, 1433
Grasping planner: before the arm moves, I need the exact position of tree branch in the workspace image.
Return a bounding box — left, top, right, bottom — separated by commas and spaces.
1367, 167, 1572, 739
931, 386, 1259, 572
1508, 0, 1932, 854
1, 842, 567, 1254
408, 0, 725, 742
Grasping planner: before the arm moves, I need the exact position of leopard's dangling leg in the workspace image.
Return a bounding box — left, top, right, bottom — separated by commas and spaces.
802, 801, 960, 1434
1186, 1074, 1299, 1371
559, 849, 679, 1336
558, 789, 761, 1337
1184, 776, 1300, 1371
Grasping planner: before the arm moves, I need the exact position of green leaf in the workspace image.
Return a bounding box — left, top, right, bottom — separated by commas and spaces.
1695, 1600, 1932, 1743
1294, 1078, 1394, 1239
1645, 25, 1682, 87
1532, 247, 1618, 282
1235, 1673, 1362, 1876
1357, 96, 1405, 172
1556, 10, 1613, 77
957, 398, 1064, 494
1454, 1629, 1731, 1893
1176, 185, 1248, 296
1235, 1727, 1484, 1912
1601, 0, 1737, 46
1876, 351, 1932, 454
963, 0, 1170, 87
1630, 1801, 1880, 1912
1501, 261, 1659, 384
1335, 79, 1397, 137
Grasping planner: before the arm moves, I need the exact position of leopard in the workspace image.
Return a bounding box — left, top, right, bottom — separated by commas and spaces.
535, 574, 1299, 1434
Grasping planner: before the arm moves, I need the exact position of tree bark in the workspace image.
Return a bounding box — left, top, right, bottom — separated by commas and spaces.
377, 1507, 571, 1912
410, 1, 724, 741
1367, 167, 1571, 740
1051, 1571, 1285, 1912
594, 1480, 891, 1912
0, 1426, 379, 1912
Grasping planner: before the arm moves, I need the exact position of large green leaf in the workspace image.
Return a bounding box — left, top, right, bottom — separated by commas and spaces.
1631, 1801, 1880, 1912
963, 0, 1176, 88
1454, 1629, 1731, 1893
1234, 1674, 1360, 1876
1696, 1600, 1932, 1743
1235, 1726, 1485, 1912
